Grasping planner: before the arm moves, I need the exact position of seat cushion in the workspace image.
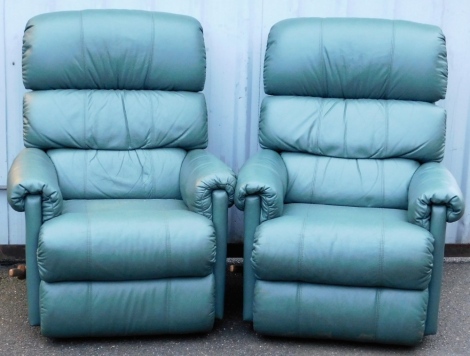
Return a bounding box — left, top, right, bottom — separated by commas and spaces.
38, 199, 216, 282
252, 204, 434, 290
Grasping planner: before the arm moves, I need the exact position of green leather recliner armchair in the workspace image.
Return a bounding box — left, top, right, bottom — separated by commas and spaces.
7, 10, 236, 337
235, 18, 465, 345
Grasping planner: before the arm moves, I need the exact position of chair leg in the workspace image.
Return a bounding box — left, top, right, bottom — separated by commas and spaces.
25, 195, 42, 326
9, 264, 26, 279
425, 205, 447, 335
212, 190, 228, 319
243, 196, 260, 322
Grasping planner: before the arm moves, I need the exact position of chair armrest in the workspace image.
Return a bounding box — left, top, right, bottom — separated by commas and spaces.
180, 149, 236, 219
408, 162, 464, 229
7, 148, 63, 221
235, 149, 287, 222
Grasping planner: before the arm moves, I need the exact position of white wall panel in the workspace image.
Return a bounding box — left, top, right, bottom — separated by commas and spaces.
0, 2, 7, 190
1, 0, 469, 244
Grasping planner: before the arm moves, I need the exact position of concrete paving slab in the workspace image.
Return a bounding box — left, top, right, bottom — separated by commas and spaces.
0, 260, 469, 355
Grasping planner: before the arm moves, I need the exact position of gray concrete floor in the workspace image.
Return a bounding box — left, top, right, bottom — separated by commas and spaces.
0, 259, 469, 355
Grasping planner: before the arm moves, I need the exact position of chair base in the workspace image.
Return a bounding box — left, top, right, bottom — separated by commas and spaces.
39, 275, 215, 337
253, 280, 428, 346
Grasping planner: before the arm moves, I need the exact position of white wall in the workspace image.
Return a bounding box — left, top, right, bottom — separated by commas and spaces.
1, 0, 469, 244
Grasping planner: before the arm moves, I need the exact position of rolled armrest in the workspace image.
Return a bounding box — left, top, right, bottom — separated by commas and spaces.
180, 149, 236, 219
7, 148, 63, 221
408, 162, 464, 230
235, 149, 287, 222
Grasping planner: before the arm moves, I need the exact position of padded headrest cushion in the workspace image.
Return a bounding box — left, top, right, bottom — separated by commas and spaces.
264, 18, 447, 102
22, 10, 206, 91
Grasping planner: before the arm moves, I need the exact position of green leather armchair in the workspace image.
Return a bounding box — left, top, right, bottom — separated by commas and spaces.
7, 10, 236, 337
236, 18, 464, 345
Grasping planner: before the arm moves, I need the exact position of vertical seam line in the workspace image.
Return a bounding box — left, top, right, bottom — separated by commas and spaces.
86, 202, 91, 279
320, 19, 328, 96
310, 157, 318, 202
381, 160, 385, 207
296, 283, 303, 336
83, 91, 88, 149
385, 21, 395, 97
144, 13, 156, 89
80, 12, 86, 80
164, 211, 171, 277
343, 100, 348, 157
374, 288, 381, 341
298, 206, 310, 279
384, 101, 389, 156
87, 282, 92, 335
166, 280, 172, 333
120, 91, 132, 149
379, 208, 385, 286
316, 99, 324, 156
85, 201, 92, 335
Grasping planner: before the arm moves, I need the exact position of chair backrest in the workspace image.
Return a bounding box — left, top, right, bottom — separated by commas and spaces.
261, 17, 448, 209
22, 10, 207, 199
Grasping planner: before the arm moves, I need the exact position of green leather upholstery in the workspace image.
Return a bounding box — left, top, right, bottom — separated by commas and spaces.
180, 149, 237, 219
8, 148, 62, 221
24, 90, 208, 150
40, 276, 215, 337
236, 17, 464, 345
23, 11, 206, 91
235, 149, 287, 222
264, 18, 447, 102
260, 97, 446, 162
408, 162, 464, 229
7, 10, 235, 337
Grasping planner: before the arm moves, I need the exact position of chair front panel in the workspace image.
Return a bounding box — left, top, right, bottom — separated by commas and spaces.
47, 148, 186, 200
24, 90, 208, 150
282, 153, 419, 209
260, 96, 445, 163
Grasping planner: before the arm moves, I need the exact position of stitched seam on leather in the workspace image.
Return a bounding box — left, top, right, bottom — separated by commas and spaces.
316, 99, 324, 156
296, 283, 303, 335
166, 280, 172, 333
84, 150, 89, 197
343, 100, 348, 157
149, 93, 156, 149
86, 199, 92, 335
298, 206, 310, 277
87, 282, 92, 335
384, 101, 389, 156
164, 211, 172, 275
379, 208, 385, 286
120, 92, 132, 149
144, 13, 156, 89
385, 21, 395, 98
310, 157, 318, 202
83, 91, 88, 148
148, 147, 156, 199
381, 160, 385, 207
86, 202, 91, 280
374, 288, 381, 340
320, 19, 328, 96
80, 12, 86, 83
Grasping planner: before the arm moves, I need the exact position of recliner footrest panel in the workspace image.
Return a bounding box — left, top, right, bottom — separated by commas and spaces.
253, 280, 428, 346
39, 275, 215, 337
